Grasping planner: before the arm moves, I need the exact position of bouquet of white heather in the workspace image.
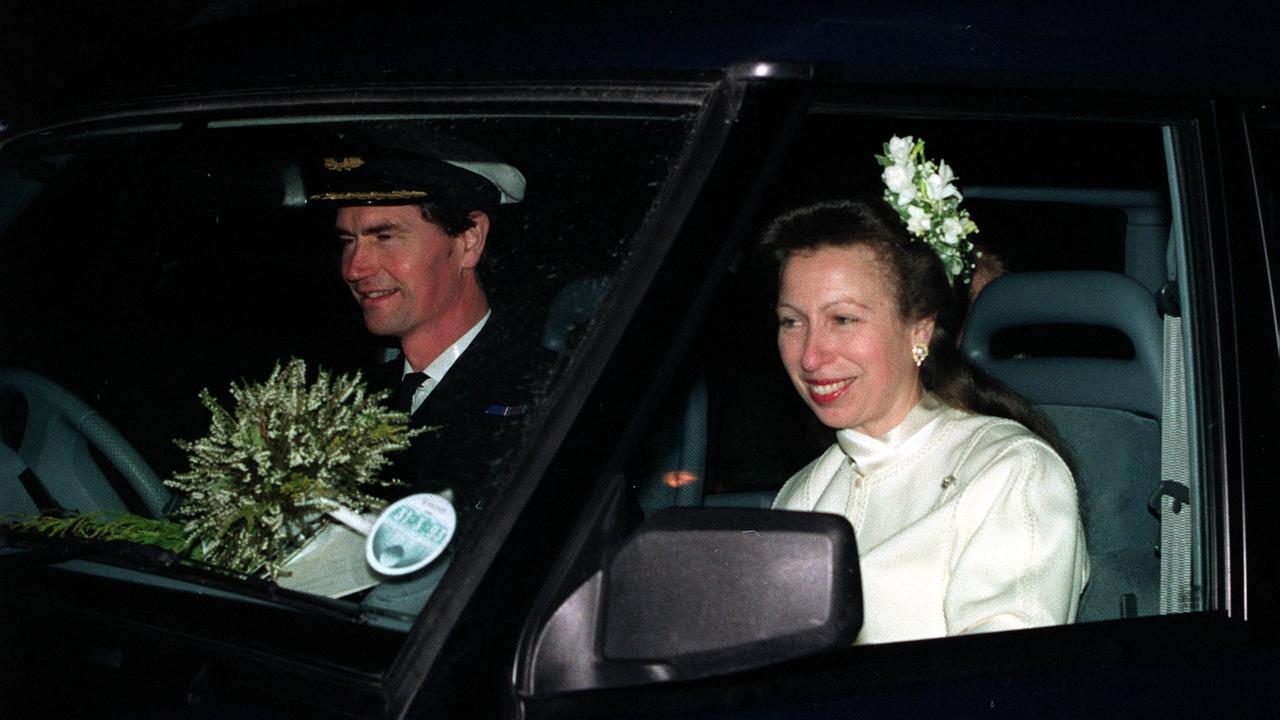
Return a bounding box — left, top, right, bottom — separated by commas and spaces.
166, 358, 423, 578
876, 135, 979, 286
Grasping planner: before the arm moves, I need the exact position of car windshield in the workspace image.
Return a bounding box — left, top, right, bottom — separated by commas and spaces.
0, 105, 700, 634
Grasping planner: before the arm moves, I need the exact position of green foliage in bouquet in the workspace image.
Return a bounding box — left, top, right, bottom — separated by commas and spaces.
166, 358, 424, 578
2, 511, 200, 558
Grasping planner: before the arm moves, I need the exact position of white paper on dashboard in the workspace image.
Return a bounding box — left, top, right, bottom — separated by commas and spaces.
276, 521, 380, 598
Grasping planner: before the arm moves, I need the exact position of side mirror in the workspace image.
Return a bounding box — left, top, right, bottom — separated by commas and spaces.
527, 507, 861, 694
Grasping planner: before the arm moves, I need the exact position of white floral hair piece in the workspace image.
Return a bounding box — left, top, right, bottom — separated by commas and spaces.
877, 135, 979, 286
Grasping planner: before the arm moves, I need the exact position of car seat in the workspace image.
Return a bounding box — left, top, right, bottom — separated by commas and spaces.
961, 270, 1163, 622
541, 277, 764, 515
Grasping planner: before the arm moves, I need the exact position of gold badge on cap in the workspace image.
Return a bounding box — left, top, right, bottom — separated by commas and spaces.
308, 190, 430, 201
324, 157, 366, 172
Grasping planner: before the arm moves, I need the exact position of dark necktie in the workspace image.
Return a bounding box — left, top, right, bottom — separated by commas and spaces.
394, 372, 428, 413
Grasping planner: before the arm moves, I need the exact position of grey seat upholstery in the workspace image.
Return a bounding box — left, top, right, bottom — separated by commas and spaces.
635, 379, 709, 517
961, 270, 1163, 622
541, 276, 612, 357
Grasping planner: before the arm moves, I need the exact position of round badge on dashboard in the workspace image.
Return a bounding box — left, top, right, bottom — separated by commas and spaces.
365, 493, 457, 576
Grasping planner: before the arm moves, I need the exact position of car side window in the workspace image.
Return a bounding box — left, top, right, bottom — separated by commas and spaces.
0, 108, 698, 638
680, 112, 1200, 624
531, 107, 1212, 693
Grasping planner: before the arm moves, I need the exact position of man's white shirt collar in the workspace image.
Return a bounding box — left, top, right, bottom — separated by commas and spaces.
400, 310, 490, 413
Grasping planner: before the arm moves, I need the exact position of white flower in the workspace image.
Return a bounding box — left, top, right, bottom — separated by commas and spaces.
925, 160, 960, 201
887, 135, 915, 165
941, 217, 964, 245
906, 205, 932, 235
876, 135, 978, 286
882, 162, 915, 197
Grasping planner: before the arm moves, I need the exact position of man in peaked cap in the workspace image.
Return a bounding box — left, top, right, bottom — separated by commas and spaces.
311, 134, 555, 521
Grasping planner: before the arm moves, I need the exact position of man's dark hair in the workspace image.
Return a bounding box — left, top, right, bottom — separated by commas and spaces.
420, 201, 479, 237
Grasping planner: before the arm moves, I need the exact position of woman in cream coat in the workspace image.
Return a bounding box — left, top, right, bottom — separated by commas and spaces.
766, 198, 1089, 645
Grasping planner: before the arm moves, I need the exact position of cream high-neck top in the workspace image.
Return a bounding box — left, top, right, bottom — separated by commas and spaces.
773, 393, 1089, 645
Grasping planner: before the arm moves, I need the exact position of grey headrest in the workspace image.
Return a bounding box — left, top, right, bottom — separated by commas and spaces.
961, 271, 1162, 420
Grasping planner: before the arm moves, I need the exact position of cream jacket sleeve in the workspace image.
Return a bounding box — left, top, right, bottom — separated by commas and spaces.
942, 431, 1088, 634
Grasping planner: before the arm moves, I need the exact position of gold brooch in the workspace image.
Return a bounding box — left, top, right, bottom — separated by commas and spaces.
324, 157, 365, 172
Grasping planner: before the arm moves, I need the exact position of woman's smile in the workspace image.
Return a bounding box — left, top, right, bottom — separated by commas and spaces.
777, 244, 933, 435
805, 377, 854, 404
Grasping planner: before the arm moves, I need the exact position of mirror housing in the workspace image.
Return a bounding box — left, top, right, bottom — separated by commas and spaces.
528, 507, 861, 694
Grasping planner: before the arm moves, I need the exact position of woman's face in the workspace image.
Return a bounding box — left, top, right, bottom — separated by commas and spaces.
777, 244, 935, 436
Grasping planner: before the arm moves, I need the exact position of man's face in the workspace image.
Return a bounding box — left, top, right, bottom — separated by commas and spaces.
336, 205, 470, 340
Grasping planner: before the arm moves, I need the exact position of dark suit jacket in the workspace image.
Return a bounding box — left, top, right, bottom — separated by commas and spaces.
365, 316, 559, 520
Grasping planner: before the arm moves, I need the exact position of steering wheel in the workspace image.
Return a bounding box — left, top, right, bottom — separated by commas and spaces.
0, 367, 170, 518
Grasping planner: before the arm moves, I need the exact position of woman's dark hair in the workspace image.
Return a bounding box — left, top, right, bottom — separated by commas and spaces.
760, 198, 1072, 464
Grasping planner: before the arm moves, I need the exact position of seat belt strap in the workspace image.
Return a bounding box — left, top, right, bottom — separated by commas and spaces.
1158, 289, 1193, 614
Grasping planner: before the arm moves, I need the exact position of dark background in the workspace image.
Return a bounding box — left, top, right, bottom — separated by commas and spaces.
5, 1, 1280, 126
